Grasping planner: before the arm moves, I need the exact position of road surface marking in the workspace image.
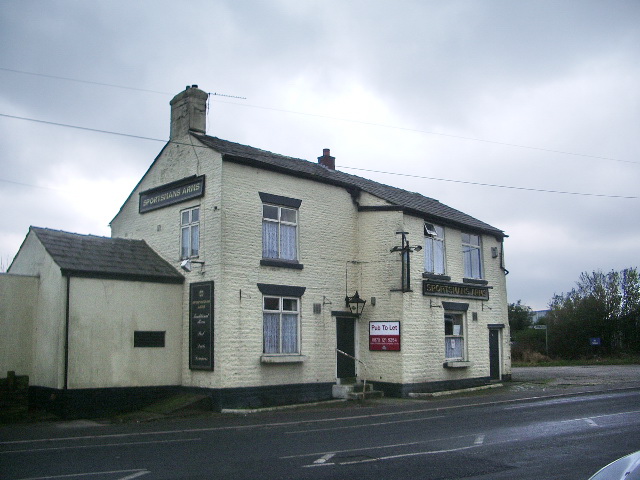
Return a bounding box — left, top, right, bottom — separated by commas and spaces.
285, 414, 444, 434
118, 472, 150, 480
282, 433, 480, 459
2, 438, 200, 455
474, 434, 485, 445
313, 453, 336, 464
583, 418, 598, 427
5, 391, 639, 448
337, 444, 480, 466
15, 469, 149, 480
557, 409, 640, 425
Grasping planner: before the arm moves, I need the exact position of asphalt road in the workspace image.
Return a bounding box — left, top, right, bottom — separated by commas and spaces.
1, 366, 640, 480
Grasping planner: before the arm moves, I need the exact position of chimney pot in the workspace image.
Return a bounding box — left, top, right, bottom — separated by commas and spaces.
318, 148, 335, 170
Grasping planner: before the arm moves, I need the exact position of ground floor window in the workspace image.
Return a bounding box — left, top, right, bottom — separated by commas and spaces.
444, 312, 465, 360
263, 296, 300, 354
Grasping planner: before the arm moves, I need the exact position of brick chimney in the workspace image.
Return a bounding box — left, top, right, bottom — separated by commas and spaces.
170, 85, 208, 139
317, 148, 335, 170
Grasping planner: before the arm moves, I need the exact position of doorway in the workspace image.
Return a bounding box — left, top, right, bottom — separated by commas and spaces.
489, 328, 501, 380
336, 317, 356, 379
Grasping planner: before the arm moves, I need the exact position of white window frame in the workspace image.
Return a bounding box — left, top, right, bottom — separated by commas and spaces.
262, 296, 301, 354
444, 312, 466, 360
424, 223, 445, 275
462, 232, 483, 279
262, 204, 298, 261
180, 206, 200, 260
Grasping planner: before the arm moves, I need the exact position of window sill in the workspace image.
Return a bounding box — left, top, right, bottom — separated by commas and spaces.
462, 278, 488, 285
443, 360, 473, 368
260, 259, 304, 270
260, 354, 306, 364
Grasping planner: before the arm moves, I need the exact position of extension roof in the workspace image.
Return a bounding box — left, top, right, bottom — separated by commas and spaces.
192, 134, 505, 238
30, 227, 184, 284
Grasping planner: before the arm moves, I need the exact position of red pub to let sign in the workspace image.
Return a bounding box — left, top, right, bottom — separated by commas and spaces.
369, 321, 401, 351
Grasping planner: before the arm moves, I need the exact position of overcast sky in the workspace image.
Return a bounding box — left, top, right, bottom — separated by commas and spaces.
1, 0, 638, 310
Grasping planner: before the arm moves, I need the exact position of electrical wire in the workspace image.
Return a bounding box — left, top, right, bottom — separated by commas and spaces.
1, 66, 635, 166
0, 67, 173, 95
337, 166, 638, 199
211, 98, 639, 166
0, 112, 636, 200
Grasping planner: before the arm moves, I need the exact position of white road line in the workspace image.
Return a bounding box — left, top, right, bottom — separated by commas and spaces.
584, 418, 598, 427
0, 411, 442, 446
557, 409, 640, 425
335, 444, 480, 466
117, 472, 150, 480
313, 453, 336, 464
285, 415, 444, 434
15, 469, 149, 480
474, 434, 485, 445
281, 433, 479, 459
2, 437, 200, 454
4, 390, 638, 448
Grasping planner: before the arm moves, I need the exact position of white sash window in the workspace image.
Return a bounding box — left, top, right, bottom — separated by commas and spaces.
262, 205, 298, 261
263, 296, 300, 354
424, 223, 445, 275
180, 207, 200, 259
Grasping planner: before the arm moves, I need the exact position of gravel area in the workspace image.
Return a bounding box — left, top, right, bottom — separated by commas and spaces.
511, 365, 640, 390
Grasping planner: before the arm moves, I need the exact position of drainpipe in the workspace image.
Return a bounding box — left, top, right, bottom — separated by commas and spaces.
63, 274, 70, 390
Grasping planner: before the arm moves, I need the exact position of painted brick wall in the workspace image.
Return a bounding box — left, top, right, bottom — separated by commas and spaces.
214, 160, 360, 388
110, 133, 510, 393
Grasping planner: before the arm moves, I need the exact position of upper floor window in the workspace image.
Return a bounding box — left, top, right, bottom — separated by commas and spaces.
424, 223, 445, 275
181, 206, 200, 259
262, 204, 298, 261
462, 233, 482, 279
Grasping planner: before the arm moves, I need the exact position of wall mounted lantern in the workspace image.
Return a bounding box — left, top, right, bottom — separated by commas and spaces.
345, 291, 367, 317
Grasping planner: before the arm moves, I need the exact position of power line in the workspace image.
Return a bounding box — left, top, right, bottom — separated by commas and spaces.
0, 67, 173, 95
0, 178, 60, 191
0, 68, 246, 100
212, 99, 639, 166
338, 166, 638, 199
0, 112, 167, 142
0, 112, 636, 200
1, 66, 634, 166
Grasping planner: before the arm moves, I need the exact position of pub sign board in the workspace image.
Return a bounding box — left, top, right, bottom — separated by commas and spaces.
139, 175, 205, 213
189, 281, 214, 370
369, 321, 401, 351
422, 280, 489, 301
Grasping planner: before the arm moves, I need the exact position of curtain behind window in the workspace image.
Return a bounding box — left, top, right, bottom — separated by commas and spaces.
281, 313, 298, 353
280, 224, 297, 260
262, 221, 278, 258
263, 313, 280, 353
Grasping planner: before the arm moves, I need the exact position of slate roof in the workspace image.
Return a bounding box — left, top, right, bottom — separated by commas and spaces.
193, 134, 505, 238
30, 227, 184, 284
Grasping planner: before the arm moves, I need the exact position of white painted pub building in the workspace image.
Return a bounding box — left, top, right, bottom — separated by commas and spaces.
1, 86, 511, 416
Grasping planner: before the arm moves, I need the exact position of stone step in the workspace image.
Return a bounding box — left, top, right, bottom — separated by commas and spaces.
332, 382, 384, 400
347, 389, 384, 401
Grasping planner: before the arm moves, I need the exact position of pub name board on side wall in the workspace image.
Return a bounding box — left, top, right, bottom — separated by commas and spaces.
189, 281, 214, 371
422, 280, 489, 301
139, 176, 205, 213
